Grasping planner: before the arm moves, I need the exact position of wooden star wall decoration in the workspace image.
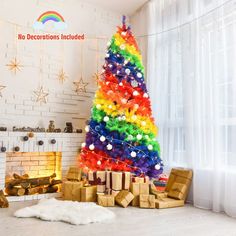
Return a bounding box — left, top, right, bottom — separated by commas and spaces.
0, 85, 6, 98
93, 72, 101, 86
6, 58, 23, 74
33, 86, 49, 104
73, 78, 89, 93
58, 69, 68, 84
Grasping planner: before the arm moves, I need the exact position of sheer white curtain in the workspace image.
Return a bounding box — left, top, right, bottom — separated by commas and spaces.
133, 0, 236, 217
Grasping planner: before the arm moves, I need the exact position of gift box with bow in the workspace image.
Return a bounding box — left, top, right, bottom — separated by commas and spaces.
80, 185, 97, 202
97, 194, 115, 207
167, 183, 187, 200
88, 171, 106, 193
115, 190, 134, 208
139, 194, 155, 209
63, 181, 84, 201
130, 182, 149, 206
106, 171, 131, 196
131, 176, 149, 184
66, 167, 82, 181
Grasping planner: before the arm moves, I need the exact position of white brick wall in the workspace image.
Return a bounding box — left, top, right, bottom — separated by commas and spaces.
0, 131, 84, 201
0, 0, 124, 131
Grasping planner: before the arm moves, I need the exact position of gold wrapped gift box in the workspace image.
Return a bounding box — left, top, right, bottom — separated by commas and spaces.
130, 182, 149, 206
153, 168, 193, 209
165, 168, 193, 201
106, 171, 131, 192
115, 190, 134, 208
81, 185, 97, 202
88, 171, 106, 193
97, 194, 115, 207
139, 194, 155, 209
155, 198, 184, 209
66, 167, 82, 181
63, 181, 84, 201
131, 176, 149, 184
168, 183, 187, 200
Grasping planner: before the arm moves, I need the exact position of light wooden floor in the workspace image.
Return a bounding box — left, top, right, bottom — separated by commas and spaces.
1, 200, 236, 236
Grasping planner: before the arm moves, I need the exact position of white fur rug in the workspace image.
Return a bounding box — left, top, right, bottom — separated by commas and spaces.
14, 198, 115, 225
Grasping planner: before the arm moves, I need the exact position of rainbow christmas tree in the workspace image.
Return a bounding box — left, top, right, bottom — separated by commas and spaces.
80, 17, 163, 178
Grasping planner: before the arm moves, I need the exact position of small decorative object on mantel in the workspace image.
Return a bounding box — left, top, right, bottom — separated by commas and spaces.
23, 136, 29, 141
64, 122, 73, 133
14, 146, 20, 152
76, 129, 82, 133
54, 128, 61, 133
47, 120, 55, 132
13, 127, 45, 132
0, 190, 9, 208
38, 140, 44, 146
0, 127, 7, 131
1, 147, 6, 152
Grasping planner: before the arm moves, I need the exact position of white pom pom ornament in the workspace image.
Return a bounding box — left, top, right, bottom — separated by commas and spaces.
100, 136, 106, 142
137, 72, 142, 78
148, 144, 153, 150
97, 160, 101, 165
103, 116, 109, 122
131, 115, 137, 120
96, 104, 101, 109
89, 144, 95, 150
131, 151, 137, 158
127, 135, 133, 140
125, 68, 131, 75
141, 121, 146, 126
81, 142, 86, 148
107, 144, 113, 150
155, 164, 161, 170
121, 116, 126, 121
120, 44, 126, 50
137, 134, 142, 140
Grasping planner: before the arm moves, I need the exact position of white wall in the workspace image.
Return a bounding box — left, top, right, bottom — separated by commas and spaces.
130, 4, 149, 75
0, 0, 123, 131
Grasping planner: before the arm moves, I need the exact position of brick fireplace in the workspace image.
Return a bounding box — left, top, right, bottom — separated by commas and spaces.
5, 152, 62, 180
0, 131, 84, 201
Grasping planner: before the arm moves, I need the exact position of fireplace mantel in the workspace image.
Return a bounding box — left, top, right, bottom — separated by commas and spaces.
0, 131, 85, 201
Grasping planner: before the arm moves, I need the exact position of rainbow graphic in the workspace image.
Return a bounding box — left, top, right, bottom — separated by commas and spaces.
33, 11, 67, 30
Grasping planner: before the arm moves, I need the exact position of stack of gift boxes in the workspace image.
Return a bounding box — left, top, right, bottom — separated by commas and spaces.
62, 167, 193, 209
